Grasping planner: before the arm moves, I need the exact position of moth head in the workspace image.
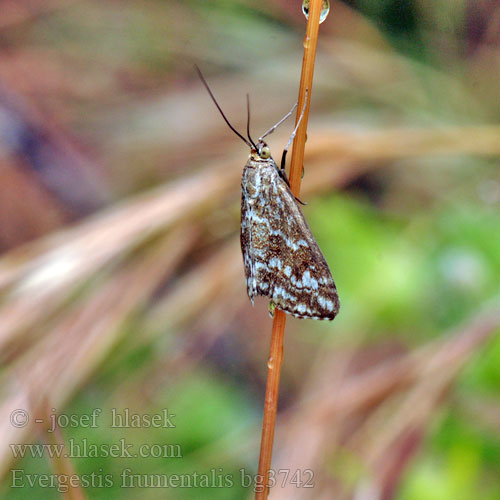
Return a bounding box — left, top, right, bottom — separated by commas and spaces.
250, 140, 272, 160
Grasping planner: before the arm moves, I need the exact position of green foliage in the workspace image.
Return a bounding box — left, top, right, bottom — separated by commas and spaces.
400, 410, 500, 500
7, 372, 254, 499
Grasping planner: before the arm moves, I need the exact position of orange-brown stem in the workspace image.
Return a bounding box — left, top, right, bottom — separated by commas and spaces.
254, 1, 324, 498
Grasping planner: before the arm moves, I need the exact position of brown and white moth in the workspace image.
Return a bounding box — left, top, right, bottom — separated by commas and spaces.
197, 67, 339, 320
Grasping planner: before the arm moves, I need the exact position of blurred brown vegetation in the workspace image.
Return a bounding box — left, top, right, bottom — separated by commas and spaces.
1, 1, 500, 499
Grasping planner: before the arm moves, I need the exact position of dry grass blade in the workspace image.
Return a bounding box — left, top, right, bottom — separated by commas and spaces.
270, 299, 500, 498
0, 163, 238, 359
0, 226, 198, 477
39, 400, 88, 500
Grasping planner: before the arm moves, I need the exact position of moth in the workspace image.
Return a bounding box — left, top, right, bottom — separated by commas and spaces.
197, 67, 339, 320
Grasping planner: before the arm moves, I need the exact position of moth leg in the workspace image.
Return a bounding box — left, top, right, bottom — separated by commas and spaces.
278, 90, 309, 205
278, 166, 307, 205
295, 194, 307, 206
282, 88, 308, 156
278, 163, 291, 186
259, 102, 298, 143
280, 149, 288, 172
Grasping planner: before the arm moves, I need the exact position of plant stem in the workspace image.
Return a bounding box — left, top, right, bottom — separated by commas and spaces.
255, 309, 286, 499
289, 0, 323, 194
254, 1, 324, 498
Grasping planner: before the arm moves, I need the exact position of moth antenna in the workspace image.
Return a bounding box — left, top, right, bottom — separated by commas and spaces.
258, 101, 298, 143
280, 88, 309, 171
246, 94, 257, 149
195, 65, 252, 148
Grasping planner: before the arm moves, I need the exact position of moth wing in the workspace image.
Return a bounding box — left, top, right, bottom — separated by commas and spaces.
241, 162, 339, 320
267, 174, 339, 319
241, 188, 257, 302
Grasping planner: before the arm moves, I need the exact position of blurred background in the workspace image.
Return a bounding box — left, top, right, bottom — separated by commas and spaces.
1, 0, 500, 498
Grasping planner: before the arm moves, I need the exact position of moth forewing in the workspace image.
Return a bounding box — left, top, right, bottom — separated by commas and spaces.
240, 152, 339, 320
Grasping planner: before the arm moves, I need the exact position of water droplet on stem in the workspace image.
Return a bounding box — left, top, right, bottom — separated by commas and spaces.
302, 0, 330, 24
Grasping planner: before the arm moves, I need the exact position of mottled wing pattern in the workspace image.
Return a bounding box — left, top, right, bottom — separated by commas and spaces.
240, 156, 340, 320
